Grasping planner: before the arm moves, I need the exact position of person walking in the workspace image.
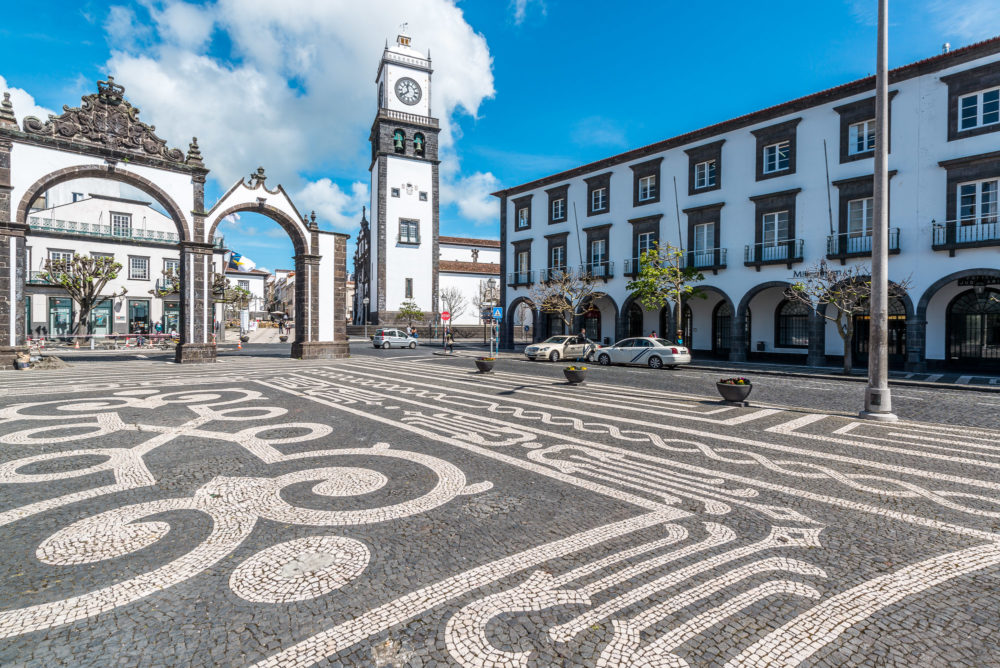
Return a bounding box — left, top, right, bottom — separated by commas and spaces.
650, 330, 657, 338
446, 327, 455, 354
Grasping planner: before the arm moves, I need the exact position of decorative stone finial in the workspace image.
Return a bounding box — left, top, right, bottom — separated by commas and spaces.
185, 136, 204, 167
97, 75, 125, 104
310, 211, 317, 225
0, 92, 18, 130
248, 166, 267, 188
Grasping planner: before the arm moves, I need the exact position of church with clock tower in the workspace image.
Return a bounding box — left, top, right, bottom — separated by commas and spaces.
353, 28, 500, 329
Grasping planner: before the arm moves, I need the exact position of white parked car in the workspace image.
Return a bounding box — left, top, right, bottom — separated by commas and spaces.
524, 335, 600, 362
595, 337, 691, 369
372, 328, 418, 349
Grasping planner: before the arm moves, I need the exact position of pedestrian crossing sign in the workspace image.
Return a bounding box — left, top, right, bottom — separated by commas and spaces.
492, 306, 504, 320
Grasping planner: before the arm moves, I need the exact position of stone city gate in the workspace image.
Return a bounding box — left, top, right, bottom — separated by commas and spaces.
0, 77, 348, 366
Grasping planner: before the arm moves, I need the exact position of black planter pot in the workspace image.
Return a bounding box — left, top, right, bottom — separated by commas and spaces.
279, 335, 288, 343
563, 368, 587, 384
717, 382, 752, 404
475, 360, 495, 373
240, 335, 250, 343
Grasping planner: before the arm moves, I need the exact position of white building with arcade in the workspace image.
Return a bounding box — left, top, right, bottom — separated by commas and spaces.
496, 38, 1000, 373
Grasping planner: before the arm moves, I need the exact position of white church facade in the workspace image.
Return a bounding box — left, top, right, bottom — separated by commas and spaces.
352, 30, 500, 329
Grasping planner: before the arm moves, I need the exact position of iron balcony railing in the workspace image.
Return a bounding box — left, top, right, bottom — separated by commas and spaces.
507, 270, 535, 286
744, 238, 805, 265
932, 218, 1000, 248
28, 270, 48, 284
378, 107, 439, 128
28, 216, 226, 248
579, 260, 614, 279
688, 247, 728, 269
542, 266, 570, 282
827, 228, 899, 256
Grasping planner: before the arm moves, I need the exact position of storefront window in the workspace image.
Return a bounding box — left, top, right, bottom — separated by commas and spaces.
48, 297, 73, 340
128, 299, 151, 334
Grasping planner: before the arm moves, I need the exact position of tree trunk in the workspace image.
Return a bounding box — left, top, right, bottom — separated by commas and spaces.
843, 319, 853, 375
675, 296, 683, 344
75, 305, 92, 343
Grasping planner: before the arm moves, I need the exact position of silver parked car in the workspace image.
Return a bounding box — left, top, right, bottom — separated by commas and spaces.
372, 328, 418, 349
595, 337, 692, 369
523, 335, 600, 362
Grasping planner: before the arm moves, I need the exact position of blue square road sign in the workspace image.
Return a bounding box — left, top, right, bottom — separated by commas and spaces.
491, 306, 504, 320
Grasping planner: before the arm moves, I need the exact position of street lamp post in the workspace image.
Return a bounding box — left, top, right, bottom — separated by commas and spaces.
362, 296, 370, 339
861, 0, 897, 421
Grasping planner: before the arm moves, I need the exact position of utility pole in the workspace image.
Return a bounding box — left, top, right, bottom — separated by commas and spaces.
861, 0, 897, 421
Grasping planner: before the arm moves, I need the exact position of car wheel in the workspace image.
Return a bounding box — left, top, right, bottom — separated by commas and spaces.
549, 350, 560, 362
382, 341, 390, 349
598, 353, 611, 366
409, 341, 416, 349
648, 355, 663, 369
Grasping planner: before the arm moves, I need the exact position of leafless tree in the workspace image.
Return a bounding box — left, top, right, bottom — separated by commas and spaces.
439, 286, 467, 322
472, 279, 499, 322
527, 268, 605, 334
785, 260, 911, 374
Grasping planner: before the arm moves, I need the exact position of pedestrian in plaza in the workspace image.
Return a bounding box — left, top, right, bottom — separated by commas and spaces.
650, 330, 657, 338
446, 328, 454, 354
278, 319, 285, 335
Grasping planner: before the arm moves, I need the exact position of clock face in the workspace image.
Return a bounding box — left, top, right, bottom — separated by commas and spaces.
394, 77, 422, 105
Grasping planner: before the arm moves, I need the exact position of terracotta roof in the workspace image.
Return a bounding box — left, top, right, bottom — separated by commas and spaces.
226, 268, 270, 276
493, 36, 1000, 198
438, 236, 501, 248
439, 260, 501, 275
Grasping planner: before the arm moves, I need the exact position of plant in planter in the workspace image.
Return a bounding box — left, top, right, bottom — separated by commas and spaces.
475, 356, 496, 373
563, 365, 588, 385
716, 377, 752, 404
279, 334, 289, 342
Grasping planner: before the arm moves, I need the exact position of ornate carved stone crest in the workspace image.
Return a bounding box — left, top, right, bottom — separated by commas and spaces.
21, 76, 185, 163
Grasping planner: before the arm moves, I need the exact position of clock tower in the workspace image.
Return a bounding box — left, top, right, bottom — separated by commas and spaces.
368, 27, 440, 324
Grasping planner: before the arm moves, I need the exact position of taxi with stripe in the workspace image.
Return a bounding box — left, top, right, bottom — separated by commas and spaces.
595, 337, 691, 369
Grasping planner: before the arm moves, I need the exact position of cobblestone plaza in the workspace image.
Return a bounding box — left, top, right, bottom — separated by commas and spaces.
1, 353, 999, 666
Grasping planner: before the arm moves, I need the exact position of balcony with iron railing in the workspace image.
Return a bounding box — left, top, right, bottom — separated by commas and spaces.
826, 228, 899, 261
932, 218, 1000, 255
28, 270, 48, 284
378, 107, 439, 128
688, 247, 728, 272
744, 239, 804, 269
27, 215, 225, 248
507, 270, 535, 287
579, 260, 614, 281
542, 266, 570, 282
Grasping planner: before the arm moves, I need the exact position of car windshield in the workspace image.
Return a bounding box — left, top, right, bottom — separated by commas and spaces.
543, 336, 571, 344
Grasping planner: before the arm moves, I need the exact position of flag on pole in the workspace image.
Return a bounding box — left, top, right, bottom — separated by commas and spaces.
228, 252, 256, 271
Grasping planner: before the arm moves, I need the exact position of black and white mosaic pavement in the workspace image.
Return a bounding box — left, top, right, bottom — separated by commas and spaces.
1, 353, 998, 667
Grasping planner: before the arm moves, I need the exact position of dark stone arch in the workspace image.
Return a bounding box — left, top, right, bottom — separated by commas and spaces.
909, 268, 1000, 371
16, 164, 191, 241
206, 203, 310, 256
504, 296, 536, 347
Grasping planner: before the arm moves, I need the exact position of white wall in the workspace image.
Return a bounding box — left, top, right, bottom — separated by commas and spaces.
384, 158, 434, 312
439, 272, 494, 325
439, 243, 500, 263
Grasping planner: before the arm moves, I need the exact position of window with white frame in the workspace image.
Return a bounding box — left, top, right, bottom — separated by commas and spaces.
848, 120, 876, 155
111, 212, 131, 237
694, 160, 717, 189
958, 178, 999, 225
129, 256, 149, 280
237, 279, 250, 291
762, 211, 790, 246
164, 259, 180, 275
550, 245, 566, 269
516, 250, 529, 275
847, 197, 874, 237
404, 278, 413, 299
638, 175, 656, 201
590, 239, 607, 264
591, 187, 607, 212
552, 198, 566, 221
72, 192, 85, 202
517, 207, 529, 229
637, 231, 654, 257
49, 250, 73, 263
693, 222, 715, 251
399, 219, 420, 243
959, 87, 1000, 131
763, 141, 790, 174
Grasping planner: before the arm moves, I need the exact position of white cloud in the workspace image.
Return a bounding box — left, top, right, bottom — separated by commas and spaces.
510, 0, 545, 25
441, 171, 500, 226
296, 178, 369, 232
104, 5, 153, 50
929, 0, 1000, 42
103, 0, 495, 230
0, 75, 56, 127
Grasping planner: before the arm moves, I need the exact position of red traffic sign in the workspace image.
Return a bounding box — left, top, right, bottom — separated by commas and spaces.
440, 311, 451, 321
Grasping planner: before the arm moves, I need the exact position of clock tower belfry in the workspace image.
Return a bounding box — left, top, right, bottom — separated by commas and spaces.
368, 27, 440, 325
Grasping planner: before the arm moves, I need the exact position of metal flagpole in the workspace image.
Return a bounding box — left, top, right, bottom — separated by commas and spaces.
861, 0, 897, 421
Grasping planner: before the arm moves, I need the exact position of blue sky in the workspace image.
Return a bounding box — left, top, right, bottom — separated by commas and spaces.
2, 0, 999, 272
